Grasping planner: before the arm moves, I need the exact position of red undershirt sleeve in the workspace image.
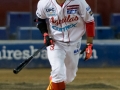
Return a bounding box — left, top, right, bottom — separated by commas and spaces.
86, 21, 95, 37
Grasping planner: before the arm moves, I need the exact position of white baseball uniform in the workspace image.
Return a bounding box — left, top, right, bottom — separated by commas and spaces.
36, 0, 94, 83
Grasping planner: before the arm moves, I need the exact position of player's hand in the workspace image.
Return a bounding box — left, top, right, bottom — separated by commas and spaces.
80, 43, 93, 61
43, 33, 54, 46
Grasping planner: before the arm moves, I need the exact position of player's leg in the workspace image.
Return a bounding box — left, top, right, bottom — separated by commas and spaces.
64, 42, 81, 83
46, 44, 66, 90
52, 81, 65, 90
47, 76, 66, 90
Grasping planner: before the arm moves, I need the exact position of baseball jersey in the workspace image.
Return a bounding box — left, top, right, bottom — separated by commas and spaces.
36, 0, 94, 42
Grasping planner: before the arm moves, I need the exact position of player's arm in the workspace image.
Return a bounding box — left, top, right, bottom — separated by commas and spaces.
34, 18, 48, 34
86, 21, 95, 44
79, 0, 95, 60
80, 21, 95, 60
34, 18, 54, 46
83, 21, 95, 60
35, 1, 54, 46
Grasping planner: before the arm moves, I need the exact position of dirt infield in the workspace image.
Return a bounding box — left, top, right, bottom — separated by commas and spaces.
0, 68, 120, 90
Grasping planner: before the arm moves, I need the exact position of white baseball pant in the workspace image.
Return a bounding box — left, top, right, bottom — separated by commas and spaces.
47, 39, 81, 84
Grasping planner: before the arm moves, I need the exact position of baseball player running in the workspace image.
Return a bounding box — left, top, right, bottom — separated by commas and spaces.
35, 0, 95, 90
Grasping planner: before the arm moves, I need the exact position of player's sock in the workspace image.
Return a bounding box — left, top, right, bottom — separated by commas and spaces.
52, 81, 65, 90
46, 76, 65, 90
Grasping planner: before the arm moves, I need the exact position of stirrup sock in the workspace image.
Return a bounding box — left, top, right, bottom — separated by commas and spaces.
52, 81, 65, 90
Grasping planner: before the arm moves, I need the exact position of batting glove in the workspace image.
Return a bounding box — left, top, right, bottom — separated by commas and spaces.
43, 33, 54, 46
80, 43, 93, 61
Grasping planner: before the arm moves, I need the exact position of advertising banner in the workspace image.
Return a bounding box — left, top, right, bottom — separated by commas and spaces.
0, 40, 119, 68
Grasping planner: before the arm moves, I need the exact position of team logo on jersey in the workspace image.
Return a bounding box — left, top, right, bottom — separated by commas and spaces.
50, 15, 79, 31
67, 5, 79, 14
46, 7, 57, 16
50, 15, 79, 26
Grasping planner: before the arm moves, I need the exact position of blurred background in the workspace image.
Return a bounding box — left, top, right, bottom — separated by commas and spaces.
0, 0, 120, 68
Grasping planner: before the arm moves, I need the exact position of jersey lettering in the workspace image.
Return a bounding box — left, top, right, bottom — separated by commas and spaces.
52, 23, 77, 32
50, 15, 79, 26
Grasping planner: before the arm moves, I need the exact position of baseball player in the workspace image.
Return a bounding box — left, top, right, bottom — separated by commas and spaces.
35, 0, 95, 90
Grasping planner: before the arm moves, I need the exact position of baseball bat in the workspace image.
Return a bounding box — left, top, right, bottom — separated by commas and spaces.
13, 45, 45, 74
